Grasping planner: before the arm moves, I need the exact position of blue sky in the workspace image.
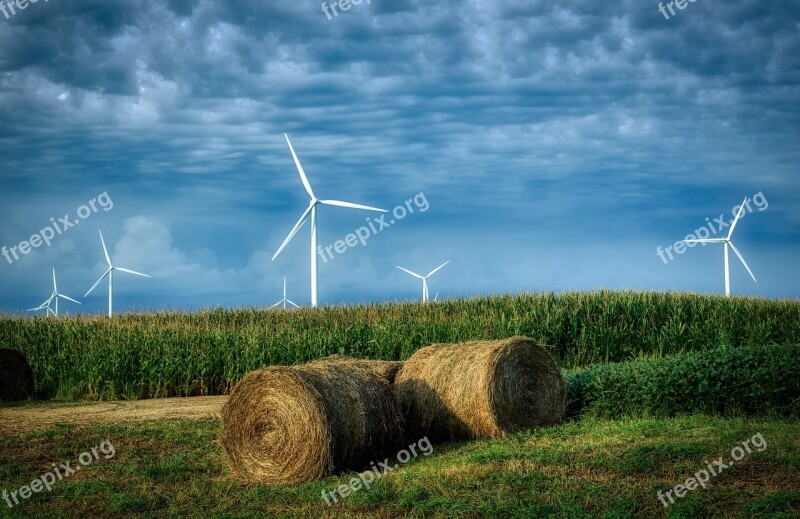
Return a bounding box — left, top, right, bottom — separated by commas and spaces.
1, 0, 798, 315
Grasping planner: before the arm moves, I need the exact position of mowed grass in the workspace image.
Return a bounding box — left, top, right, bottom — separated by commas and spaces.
2, 291, 800, 400
0, 415, 798, 518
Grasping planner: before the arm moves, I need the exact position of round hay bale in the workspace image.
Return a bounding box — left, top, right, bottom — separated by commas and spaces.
395, 336, 565, 440
220, 356, 404, 485
0, 348, 34, 401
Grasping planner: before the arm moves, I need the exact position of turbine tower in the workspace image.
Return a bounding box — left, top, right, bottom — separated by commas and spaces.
272, 133, 387, 307
85, 230, 151, 317
28, 268, 81, 317
682, 198, 757, 297
396, 260, 450, 303
270, 277, 300, 309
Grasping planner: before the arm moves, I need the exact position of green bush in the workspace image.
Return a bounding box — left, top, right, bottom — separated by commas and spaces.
565, 343, 800, 418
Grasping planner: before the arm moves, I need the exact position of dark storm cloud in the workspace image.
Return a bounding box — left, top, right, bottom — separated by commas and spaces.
0, 0, 798, 312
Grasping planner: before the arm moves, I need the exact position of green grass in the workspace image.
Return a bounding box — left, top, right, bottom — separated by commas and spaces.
0, 415, 798, 518
3, 291, 800, 401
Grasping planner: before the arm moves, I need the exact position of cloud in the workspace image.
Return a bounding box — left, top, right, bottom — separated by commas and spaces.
1, 0, 798, 312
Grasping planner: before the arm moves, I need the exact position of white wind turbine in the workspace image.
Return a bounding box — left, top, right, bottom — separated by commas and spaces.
27, 300, 55, 317
272, 133, 387, 307
85, 230, 151, 317
270, 277, 300, 309
28, 268, 81, 317
396, 260, 450, 303
682, 198, 757, 297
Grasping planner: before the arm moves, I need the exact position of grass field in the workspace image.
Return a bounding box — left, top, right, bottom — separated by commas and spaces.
0, 414, 798, 518
3, 291, 799, 517
3, 291, 800, 401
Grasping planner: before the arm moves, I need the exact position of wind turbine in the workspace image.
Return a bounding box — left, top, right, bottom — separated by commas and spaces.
396, 260, 450, 303
682, 198, 757, 297
270, 277, 300, 309
272, 133, 387, 307
85, 230, 151, 317
28, 269, 81, 317
27, 299, 55, 317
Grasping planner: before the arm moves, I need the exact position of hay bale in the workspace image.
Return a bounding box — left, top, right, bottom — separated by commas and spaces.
220, 356, 404, 485
0, 348, 34, 401
395, 336, 565, 440
320, 354, 403, 384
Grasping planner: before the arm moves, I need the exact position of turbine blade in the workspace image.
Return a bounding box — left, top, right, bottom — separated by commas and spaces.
287, 299, 300, 308
99, 230, 112, 266
58, 294, 82, 304
115, 267, 151, 278
284, 133, 315, 199
319, 200, 387, 213
396, 266, 424, 279
728, 242, 757, 283
426, 260, 450, 278
85, 269, 111, 297
47, 307, 56, 317
727, 198, 748, 239
53, 268, 57, 291
28, 297, 50, 311
269, 300, 283, 309
272, 205, 313, 260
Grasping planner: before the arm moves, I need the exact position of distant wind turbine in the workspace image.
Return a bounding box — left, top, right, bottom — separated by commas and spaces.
682, 198, 757, 297
27, 301, 55, 317
85, 230, 151, 317
28, 268, 81, 317
272, 133, 387, 307
270, 277, 300, 309
396, 260, 450, 303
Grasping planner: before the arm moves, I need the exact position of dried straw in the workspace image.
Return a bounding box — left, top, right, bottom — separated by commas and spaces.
395, 336, 565, 440
220, 356, 403, 484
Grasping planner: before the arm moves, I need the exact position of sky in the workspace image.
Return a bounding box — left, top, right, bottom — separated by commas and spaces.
0, 0, 798, 315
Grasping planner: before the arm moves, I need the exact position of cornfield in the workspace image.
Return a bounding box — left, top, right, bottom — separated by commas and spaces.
1, 290, 798, 401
